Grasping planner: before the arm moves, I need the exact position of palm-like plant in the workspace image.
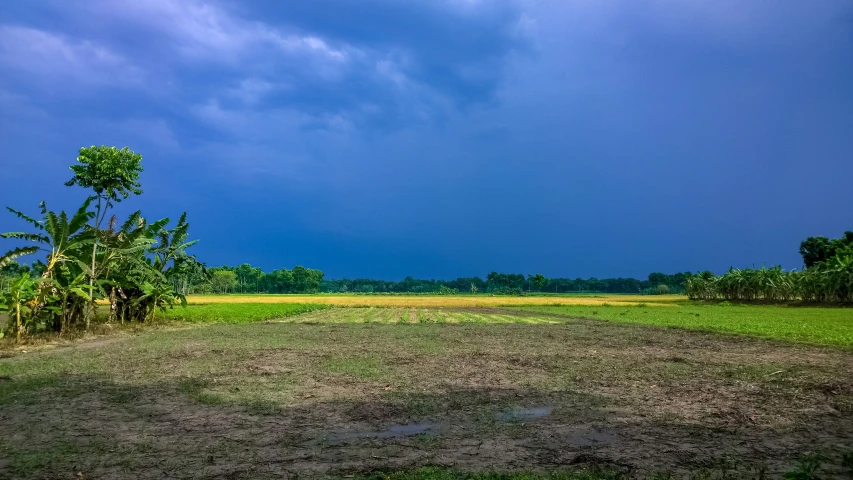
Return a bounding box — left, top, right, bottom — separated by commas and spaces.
1, 199, 94, 277
0, 273, 40, 342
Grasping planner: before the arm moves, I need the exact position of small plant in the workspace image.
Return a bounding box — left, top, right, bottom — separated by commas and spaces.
783, 454, 824, 480
841, 450, 853, 475
0, 273, 39, 342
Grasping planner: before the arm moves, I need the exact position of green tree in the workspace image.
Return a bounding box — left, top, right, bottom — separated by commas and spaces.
65, 146, 144, 329
235, 263, 254, 293
211, 270, 238, 294
800, 231, 853, 268
531, 273, 548, 291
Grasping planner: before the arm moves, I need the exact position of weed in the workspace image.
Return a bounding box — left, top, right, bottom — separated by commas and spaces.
783, 454, 824, 480
322, 356, 386, 381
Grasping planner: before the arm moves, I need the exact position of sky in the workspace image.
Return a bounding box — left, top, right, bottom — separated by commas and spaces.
1, 0, 852, 280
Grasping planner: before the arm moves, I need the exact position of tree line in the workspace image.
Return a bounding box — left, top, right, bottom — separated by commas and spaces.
1, 146, 202, 342
175, 267, 690, 295
686, 232, 853, 303
204, 265, 324, 294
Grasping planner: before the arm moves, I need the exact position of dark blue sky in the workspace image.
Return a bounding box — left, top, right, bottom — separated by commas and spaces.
1, 0, 852, 280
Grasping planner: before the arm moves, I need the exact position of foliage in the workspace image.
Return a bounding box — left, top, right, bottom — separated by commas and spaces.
800, 231, 853, 268
686, 260, 853, 304
187, 267, 691, 296
531, 273, 549, 291
0, 273, 41, 342
211, 270, 238, 294
66, 145, 145, 328
0, 146, 202, 340
65, 146, 143, 202
317, 273, 689, 295
204, 264, 324, 294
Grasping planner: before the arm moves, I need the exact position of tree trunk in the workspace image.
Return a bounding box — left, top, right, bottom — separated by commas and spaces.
88, 241, 96, 331
109, 287, 117, 323
16, 306, 22, 343
60, 293, 68, 336
87, 196, 106, 331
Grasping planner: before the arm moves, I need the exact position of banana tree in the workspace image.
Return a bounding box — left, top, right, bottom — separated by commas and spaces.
1, 273, 40, 342
2, 199, 95, 331
49, 268, 93, 333
2, 199, 94, 277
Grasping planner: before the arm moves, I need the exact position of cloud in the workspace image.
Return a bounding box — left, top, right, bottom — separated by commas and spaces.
0, 26, 143, 88
81, 0, 351, 64
0, 0, 534, 185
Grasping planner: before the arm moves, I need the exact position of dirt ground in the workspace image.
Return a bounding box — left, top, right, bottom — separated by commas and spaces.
1, 308, 851, 479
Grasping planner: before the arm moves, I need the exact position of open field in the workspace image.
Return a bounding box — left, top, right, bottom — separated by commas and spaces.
159, 303, 328, 323
2, 305, 852, 479
160, 301, 853, 347
517, 304, 853, 348
183, 294, 683, 308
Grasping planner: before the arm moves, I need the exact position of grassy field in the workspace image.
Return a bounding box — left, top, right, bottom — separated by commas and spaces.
516, 304, 853, 348
159, 299, 853, 347
1, 302, 852, 479
183, 293, 682, 307
160, 302, 327, 323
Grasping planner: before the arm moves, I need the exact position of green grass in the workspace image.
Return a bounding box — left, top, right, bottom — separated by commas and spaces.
516, 303, 853, 347
159, 302, 327, 323
321, 355, 387, 380
350, 467, 623, 480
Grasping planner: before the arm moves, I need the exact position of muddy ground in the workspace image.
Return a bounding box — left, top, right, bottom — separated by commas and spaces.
0, 308, 851, 479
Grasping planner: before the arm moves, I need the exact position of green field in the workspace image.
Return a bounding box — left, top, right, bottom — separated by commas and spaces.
2, 301, 852, 478
516, 303, 853, 347
159, 302, 327, 323
159, 300, 853, 347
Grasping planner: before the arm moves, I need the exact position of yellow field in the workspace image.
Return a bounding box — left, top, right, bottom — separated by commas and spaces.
185, 294, 683, 307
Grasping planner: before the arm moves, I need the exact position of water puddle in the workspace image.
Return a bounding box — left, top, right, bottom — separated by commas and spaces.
566, 429, 617, 446
494, 405, 554, 421
327, 422, 440, 445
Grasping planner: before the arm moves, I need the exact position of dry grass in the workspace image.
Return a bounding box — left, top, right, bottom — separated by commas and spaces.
185, 294, 681, 308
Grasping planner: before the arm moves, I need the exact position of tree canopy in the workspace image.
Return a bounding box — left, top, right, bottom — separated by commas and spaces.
65, 146, 144, 202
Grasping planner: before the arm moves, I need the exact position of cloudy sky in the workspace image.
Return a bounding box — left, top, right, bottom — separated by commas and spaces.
1, 0, 852, 279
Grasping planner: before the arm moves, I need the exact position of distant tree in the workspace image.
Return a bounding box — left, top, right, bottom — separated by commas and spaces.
800, 232, 853, 268
648, 272, 666, 286
65, 146, 144, 329
235, 263, 254, 293
250, 267, 263, 293
532, 273, 548, 291
211, 270, 237, 294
